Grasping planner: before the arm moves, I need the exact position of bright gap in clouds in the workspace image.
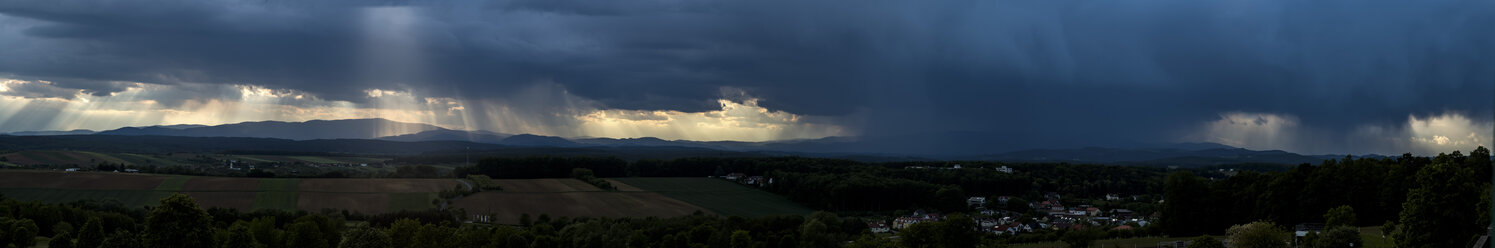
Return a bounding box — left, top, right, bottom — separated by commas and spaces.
1195, 111, 1493, 156
0, 79, 847, 141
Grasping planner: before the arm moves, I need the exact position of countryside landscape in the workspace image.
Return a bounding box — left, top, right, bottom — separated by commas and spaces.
0, 0, 1491, 247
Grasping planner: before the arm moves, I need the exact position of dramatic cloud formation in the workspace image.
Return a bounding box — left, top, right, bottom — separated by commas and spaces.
0, 0, 1491, 155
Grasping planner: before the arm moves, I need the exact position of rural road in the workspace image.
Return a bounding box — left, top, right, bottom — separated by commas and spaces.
456, 179, 473, 191
442, 179, 474, 211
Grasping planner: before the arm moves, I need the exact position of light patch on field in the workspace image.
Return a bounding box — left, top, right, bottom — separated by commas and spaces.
155, 176, 192, 191
252, 191, 300, 211
388, 192, 437, 212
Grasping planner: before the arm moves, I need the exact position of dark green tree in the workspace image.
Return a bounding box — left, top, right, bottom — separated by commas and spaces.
50, 231, 74, 248
626, 230, 648, 248
1324, 205, 1356, 228
1225, 221, 1288, 248
1312, 226, 1361, 248
11, 218, 38, 248
1163, 171, 1212, 236
450, 226, 487, 248
222, 222, 258, 248
1060, 228, 1103, 248
937, 214, 980, 248
1395, 160, 1483, 248
1186, 235, 1225, 248
846, 234, 897, 248
338, 227, 392, 248
143, 193, 215, 248
411, 223, 453, 248
285, 221, 327, 248
76, 218, 104, 248
729, 230, 751, 248
247, 217, 283, 248
899, 222, 937, 248
385, 219, 420, 248
98, 231, 141, 248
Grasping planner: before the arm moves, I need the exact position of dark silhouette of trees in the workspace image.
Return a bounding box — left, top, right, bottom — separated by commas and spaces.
143, 193, 215, 248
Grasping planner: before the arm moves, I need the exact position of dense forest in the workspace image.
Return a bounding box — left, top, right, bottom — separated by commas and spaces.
1163, 147, 1492, 248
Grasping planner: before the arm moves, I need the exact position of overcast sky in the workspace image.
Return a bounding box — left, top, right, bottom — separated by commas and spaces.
0, 0, 1491, 155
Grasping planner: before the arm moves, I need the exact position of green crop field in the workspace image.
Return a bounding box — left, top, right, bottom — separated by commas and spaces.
611, 177, 812, 217
155, 175, 193, 190
388, 192, 436, 212
0, 188, 171, 207
258, 178, 300, 191
252, 191, 300, 211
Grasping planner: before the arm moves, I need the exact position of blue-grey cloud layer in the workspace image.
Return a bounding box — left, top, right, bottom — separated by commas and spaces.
1, 0, 1491, 154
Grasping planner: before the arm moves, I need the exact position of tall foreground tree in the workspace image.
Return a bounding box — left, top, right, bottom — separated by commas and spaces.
143, 193, 215, 248
1225, 221, 1288, 248
1395, 153, 1487, 248
1323, 205, 1356, 228
75, 218, 104, 248
1163, 171, 1211, 236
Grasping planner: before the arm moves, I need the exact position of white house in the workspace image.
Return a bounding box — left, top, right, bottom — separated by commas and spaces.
967, 197, 988, 207
868, 222, 890, 233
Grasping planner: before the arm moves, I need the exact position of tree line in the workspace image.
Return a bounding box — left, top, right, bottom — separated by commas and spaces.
0, 192, 977, 248
1162, 146, 1491, 248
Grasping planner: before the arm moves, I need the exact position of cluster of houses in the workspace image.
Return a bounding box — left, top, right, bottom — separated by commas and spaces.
903, 164, 1016, 174
868, 193, 1153, 236
722, 173, 771, 187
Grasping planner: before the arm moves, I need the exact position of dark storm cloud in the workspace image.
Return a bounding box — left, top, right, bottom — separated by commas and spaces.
0, 0, 1491, 154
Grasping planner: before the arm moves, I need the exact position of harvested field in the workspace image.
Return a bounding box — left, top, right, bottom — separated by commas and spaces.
605, 179, 644, 191
155, 176, 192, 190
183, 177, 261, 191
492, 178, 600, 192
451, 191, 705, 224
300, 178, 458, 193
185, 191, 257, 210
299, 192, 388, 214
0, 171, 166, 190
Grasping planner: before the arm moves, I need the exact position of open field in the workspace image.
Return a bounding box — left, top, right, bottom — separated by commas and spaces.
493, 178, 600, 192
300, 178, 459, 192
186, 191, 258, 209
604, 179, 644, 191
388, 192, 436, 212
0, 171, 437, 214
252, 191, 299, 211
448, 178, 712, 224
183, 177, 261, 191
612, 177, 813, 217
0, 188, 172, 207
0, 172, 810, 221
451, 191, 705, 224
0, 171, 167, 190
299, 192, 389, 214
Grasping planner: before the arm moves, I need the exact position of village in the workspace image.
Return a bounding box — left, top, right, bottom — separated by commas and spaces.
715, 170, 1158, 238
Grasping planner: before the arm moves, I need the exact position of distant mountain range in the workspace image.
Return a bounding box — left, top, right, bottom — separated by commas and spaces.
0, 118, 1349, 166
94, 119, 442, 140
